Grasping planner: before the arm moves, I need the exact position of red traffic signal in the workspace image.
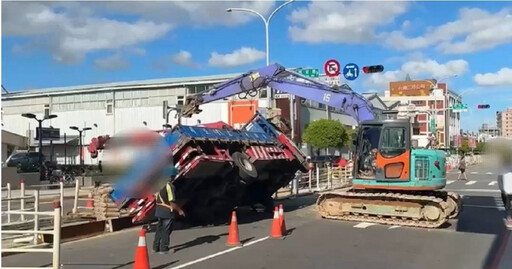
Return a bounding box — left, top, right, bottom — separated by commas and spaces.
477, 104, 490, 109
362, 65, 384, 74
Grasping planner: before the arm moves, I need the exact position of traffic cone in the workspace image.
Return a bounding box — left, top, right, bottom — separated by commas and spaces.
133, 228, 150, 269
270, 206, 284, 239
226, 211, 241, 246
279, 204, 287, 235
86, 193, 94, 209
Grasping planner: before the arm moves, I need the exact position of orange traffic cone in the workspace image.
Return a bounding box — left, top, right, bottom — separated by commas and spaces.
133, 228, 150, 269
279, 204, 287, 235
226, 211, 241, 246
86, 193, 94, 209
270, 206, 284, 239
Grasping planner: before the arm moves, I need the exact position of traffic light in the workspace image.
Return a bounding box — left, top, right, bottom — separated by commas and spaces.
362, 65, 384, 73
477, 104, 490, 109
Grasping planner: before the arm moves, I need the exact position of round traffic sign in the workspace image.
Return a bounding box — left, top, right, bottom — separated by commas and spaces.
342, 63, 360, 81
324, 59, 340, 77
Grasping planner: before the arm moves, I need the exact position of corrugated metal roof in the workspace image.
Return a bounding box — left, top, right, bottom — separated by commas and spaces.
2, 72, 242, 100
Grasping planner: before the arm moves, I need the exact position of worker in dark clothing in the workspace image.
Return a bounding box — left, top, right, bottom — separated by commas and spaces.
152, 168, 185, 254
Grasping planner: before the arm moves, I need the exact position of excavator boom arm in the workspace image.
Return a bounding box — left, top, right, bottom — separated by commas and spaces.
182, 63, 375, 123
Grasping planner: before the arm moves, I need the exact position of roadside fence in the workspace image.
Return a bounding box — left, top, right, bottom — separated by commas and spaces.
2, 179, 65, 225
277, 162, 353, 198
1, 200, 62, 269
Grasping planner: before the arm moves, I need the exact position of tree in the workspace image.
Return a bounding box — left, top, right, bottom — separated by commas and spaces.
302, 119, 349, 150
460, 138, 470, 153
475, 141, 485, 153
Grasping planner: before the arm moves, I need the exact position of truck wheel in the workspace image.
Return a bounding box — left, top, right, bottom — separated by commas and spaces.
232, 152, 258, 184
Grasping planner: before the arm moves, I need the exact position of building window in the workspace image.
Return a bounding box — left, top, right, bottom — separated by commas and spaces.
106, 100, 113, 114
177, 96, 184, 106
44, 104, 50, 117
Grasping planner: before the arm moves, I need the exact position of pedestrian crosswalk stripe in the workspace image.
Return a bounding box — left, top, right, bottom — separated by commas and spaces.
489, 181, 497, 186
447, 180, 455, 185
471, 172, 478, 174
354, 222, 377, 229
465, 181, 477, 185
486, 172, 493, 175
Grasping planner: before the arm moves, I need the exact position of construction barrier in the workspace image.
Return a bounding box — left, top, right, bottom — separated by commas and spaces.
2, 180, 66, 225
72, 179, 113, 216
1, 183, 12, 223
1, 200, 61, 269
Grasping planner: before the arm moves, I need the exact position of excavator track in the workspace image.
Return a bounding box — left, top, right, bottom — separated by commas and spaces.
316, 189, 451, 229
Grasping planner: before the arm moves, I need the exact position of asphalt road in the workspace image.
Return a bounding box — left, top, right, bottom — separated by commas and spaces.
3, 163, 512, 269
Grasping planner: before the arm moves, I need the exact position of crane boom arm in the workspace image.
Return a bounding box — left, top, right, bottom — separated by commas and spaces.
182, 63, 375, 123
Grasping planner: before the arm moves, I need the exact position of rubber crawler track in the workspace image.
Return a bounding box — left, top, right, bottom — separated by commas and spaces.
316, 190, 450, 229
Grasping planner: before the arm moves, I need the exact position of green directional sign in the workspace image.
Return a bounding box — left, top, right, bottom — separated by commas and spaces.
429, 118, 435, 133
451, 103, 468, 112
296, 68, 319, 78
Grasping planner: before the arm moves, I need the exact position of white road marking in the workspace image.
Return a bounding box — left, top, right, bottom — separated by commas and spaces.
489, 181, 497, 186
388, 225, 401, 230
465, 180, 477, 185
463, 205, 505, 211
445, 189, 501, 193
486, 172, 493, 175
471, 172, 478, 174
169, 236, 270, 269
354, 222, 377, 229
447, 180, 455, 185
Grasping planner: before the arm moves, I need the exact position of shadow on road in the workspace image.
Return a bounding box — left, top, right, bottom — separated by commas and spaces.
455, 194, 512, 268
153, 260, 179, 269
56, 261, 134, 268
456, 195, 504, 235
172, 232, 228, 252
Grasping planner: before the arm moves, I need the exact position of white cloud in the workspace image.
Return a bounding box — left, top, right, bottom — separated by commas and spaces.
474, 68, 512, 86
366, 59, 469, 89
3, 2, 172, 64
288, 1, 408, 43
101, 1, 276, 27
171, 50, 199, 69
94, 54, 130, 71
208, 47, 265, 68
384, 7, 512, 54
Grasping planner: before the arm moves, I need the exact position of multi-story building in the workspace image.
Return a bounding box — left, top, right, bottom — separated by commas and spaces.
380, 79, 462, 148
478, 123, 500, 142
497, 107, 512, 138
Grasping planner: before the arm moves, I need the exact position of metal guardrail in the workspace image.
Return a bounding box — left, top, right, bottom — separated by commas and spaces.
276, 164, 353, 198
1, 195, 62, 269
2, 180, 65, 225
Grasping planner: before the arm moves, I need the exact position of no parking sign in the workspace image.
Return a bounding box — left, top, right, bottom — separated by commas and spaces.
324, 59, 340, 77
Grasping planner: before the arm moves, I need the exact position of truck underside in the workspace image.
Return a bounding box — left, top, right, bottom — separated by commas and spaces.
89, 113, 307, 225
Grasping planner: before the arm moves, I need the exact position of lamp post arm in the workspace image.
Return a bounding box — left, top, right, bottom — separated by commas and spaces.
228, 8, 267, 24
268, 0, 294, 23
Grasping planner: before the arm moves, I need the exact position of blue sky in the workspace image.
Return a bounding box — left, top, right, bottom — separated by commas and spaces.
2, 1, 512, 131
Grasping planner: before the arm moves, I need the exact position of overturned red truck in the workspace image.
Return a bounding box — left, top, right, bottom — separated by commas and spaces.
96, 112, 307, 224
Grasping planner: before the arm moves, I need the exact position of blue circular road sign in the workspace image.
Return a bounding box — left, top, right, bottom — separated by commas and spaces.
343, 63, 360, 81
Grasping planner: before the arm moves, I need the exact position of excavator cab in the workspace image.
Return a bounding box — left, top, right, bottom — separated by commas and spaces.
353, 119, 446, 191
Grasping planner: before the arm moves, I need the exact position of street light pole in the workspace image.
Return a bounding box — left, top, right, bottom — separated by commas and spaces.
227, 0, 295, 109
70, 126, 92, 167
22, 113, 58, 181
424, 75, 458, 147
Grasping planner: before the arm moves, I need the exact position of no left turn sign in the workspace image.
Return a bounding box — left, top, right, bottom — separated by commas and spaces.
324, 59, 340, 77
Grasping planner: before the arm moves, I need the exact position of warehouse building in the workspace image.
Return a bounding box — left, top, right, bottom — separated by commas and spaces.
2, 71, 391, 165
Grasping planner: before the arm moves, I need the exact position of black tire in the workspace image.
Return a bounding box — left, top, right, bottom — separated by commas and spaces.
231, 152, 258, 184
